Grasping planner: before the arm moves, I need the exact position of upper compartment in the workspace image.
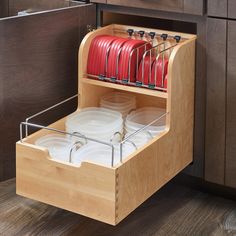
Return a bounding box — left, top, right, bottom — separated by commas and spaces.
79, 24, 196, 105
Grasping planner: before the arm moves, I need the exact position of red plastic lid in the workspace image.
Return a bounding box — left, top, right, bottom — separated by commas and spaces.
118, 40, 152, 82
87, 35, 118, 76
106, 38, 130, 79
87, 35, 105, 75
137, 55, 156, 85
150, 56, 169, 88
164, 74, 168, 89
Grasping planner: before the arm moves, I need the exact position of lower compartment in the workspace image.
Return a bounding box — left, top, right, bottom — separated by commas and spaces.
16, 108, 192, 225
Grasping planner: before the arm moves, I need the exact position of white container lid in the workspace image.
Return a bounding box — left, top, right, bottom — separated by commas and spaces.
35, 134, 74, 162
71, 142, 136, 167
100, 92, 136, 107
126, 107, 166, 132
66, 107, 123, 133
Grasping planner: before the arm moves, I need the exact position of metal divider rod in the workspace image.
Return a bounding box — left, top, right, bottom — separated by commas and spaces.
116, 47, 123, 79
121, 112, 168, 144
20, 122, 115, 167
161, 49, 165, 87
105, 45, 112, 76
140, 42, 165, 84
113, 29, 186, 40
159, 44, 178, 54
25, 94, 78, 137
128, 42, 150, 82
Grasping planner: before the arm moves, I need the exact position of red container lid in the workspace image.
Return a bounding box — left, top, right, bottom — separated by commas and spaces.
107, 38, 130, 79
150, 56, 169, 88
87, 35, 118, 76
137, 55, 156, 85
118, 40, 152, 82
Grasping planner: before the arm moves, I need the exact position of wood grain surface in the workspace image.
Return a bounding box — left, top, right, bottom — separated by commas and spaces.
226, 20, 236, 189
183, 0, 205, 15
1, 178, 236, 235
106, 0, 184, 13
208, 0, 228, 18
0, 4, 96, 181
0, 0, 9, 18
205, 18, 227, 185
8, 0, 70, 16
228, 0, 236, 20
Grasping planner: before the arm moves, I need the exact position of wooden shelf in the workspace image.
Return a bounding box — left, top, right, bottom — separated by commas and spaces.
81, 78, 168, 99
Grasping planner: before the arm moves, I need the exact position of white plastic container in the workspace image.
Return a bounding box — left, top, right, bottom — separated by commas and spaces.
35, 134, 74, 162
124, 132, 151, 148
66, 107, 123, 142
100, 92, 136, 117
126, 107, 166, 132
125, 107, 167, 147
71, 142, 136, 167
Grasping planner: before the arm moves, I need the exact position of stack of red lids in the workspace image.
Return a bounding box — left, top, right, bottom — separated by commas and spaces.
106, 38, 130, 79
87, 35, 118, 76
87, 35, 169, 89
118, 40, 152, 82
137, 55, 156, 85
150, 56, 169, 89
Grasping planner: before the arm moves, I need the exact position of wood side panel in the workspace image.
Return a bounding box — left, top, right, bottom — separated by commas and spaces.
208, 0, 228, 18
225, 20, 236, 188
116, 39, 195, 223
184, 0, 205, 16
228, 0, 236, 19
184, 18, 206, 177
8, 0, 70, 16
0, 4, 96, 181
0, 0, 9, 18
205, 18, 227, 185
106, 0, 184, 13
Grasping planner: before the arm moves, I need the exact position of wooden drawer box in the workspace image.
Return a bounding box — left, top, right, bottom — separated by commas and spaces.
16, 24, 196, 225
97, 0, 205, 15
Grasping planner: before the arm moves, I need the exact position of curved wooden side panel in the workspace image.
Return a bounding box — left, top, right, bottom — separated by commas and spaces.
115, 39, 196, 224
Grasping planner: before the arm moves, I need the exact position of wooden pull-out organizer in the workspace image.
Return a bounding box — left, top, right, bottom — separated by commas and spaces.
16, 24, 196, 225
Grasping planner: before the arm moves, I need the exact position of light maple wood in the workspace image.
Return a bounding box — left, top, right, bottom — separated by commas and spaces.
16, 24, 196, 225
81, 78, 168, 99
